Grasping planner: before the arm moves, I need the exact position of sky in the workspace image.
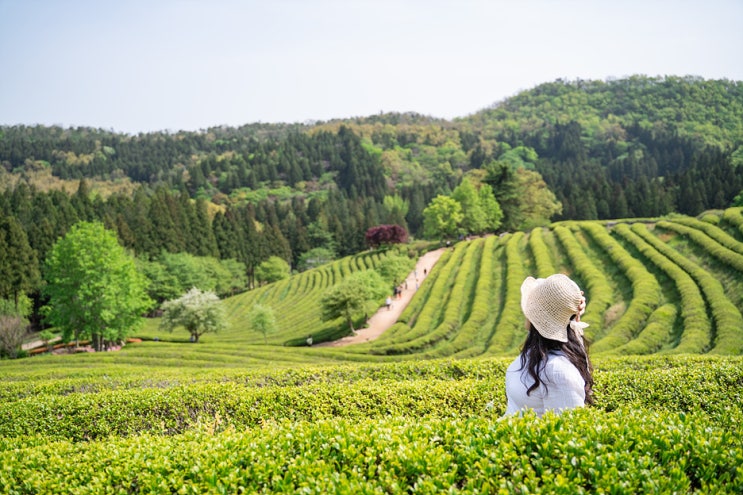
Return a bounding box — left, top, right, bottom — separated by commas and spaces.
1, 0, 742, 134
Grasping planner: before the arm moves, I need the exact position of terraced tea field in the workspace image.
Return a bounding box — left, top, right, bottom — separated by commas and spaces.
2, 208, 742, 493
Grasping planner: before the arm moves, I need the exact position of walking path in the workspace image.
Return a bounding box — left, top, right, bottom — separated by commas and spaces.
316, 248, 446, 347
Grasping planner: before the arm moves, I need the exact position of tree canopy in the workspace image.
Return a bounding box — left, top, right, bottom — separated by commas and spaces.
42, 221, 152, 350
319, 270, 388, 332
255, 256, 291, 285
159, 287, 227, 343
422, 195, 464, 239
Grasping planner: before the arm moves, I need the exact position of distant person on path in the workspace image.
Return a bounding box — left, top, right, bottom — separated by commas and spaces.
385, 296, 392, 310
503, 274, 594, 417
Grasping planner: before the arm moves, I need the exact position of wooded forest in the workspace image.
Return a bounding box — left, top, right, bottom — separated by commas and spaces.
1, 75, 742, 331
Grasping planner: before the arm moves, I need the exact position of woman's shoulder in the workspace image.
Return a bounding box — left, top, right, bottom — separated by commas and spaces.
545, 352, 583, 381
506, 355, 522, 372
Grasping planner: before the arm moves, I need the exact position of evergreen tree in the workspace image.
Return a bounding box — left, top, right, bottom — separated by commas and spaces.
71, 179, 95, 221
190, 199, 219, 257
0, 216, 41, 307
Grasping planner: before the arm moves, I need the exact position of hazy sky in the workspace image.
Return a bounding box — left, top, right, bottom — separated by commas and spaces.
1, 0, 741, 134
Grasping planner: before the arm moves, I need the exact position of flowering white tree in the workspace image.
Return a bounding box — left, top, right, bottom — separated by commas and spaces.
159, 288, 227, 343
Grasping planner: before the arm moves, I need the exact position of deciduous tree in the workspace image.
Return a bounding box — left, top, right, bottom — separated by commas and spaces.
159, 287, 226, 343
43, 221, 153, 351
375, 253, 415, 286
422, 195, 463, 239
255, 256, 291, 285
320, 270, 388, 332
247, 304, 277, 344
365, 224, 408, 249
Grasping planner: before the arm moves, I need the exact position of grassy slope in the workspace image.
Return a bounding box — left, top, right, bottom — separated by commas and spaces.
3, 208, 742, 382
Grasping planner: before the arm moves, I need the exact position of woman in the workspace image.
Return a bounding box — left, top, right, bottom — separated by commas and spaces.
504, 273, 594, 417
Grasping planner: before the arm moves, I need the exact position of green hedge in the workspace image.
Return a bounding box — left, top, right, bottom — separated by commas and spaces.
485, 232, 527, 355
582, 223, 661, 353
667, 215, 743, 255
1, 408, 741, 494
553, 225, 613, 338
2, 357, 741, 441
630, 223, 743, 354
721, 206, 743, 237
529, 227, 556, 277
658, 220, 743, 272
614, 223, 711, 353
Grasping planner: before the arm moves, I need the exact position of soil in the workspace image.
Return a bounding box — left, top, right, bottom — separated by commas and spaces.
315, 248, 447, 347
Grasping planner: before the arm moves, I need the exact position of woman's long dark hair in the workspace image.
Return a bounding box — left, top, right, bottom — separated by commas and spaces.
519, 320, 594, 405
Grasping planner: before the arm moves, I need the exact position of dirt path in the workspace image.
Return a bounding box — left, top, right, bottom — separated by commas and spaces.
316, 248, 446, 347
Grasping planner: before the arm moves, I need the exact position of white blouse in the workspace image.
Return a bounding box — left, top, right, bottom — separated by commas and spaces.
504, 351, 586, 417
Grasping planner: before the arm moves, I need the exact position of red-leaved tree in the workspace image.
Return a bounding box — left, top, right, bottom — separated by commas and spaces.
365, 224, 408, 249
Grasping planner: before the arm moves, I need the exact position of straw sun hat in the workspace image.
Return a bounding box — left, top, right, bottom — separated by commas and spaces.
520, 274, 588, 342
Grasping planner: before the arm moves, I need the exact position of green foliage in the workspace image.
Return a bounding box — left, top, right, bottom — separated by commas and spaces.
246, 303, 277, 344
581, 223, 661, 353
375, 253, 415, 286
151, 252, 246, 298
0, 294, 32, 319
255, 256, 291, 285
514, 168, 563, 229
297, 247, 334, 272
614, 223, 711, 353
1, 409, 741, 494
422, 195, 464, 239
528, 227, 555, 278
422, 178, 503, 239
320, 270, 388, 332
0, 216, 40, 304
630, 222, 743, 354
2, 76, 743, 338
478, 182, 504, 232
486, 232, 527, 355
452, 177, 489, 234
485, 162, 559, 230
0, 357, 742, 493
722, 207, 743, 236
552, 225, 613, 335
42, 221, 152, 349
382, 194, 409, 226
371, 242, 471, 355
159, 288, 227, 343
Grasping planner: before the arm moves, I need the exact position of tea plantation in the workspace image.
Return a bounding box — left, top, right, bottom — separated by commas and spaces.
1, 208, 743, 493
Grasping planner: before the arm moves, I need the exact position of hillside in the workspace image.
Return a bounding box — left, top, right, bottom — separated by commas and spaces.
127, 205, 743, 359
2, 76, 742, 235
9, 207, 743, 370
2, 74, 743, 351
2, 208, 743, 492
1, 76, 741, 284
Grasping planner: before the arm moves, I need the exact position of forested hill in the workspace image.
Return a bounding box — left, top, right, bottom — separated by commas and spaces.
461, 75, 743, 219
1, 75, 742, 269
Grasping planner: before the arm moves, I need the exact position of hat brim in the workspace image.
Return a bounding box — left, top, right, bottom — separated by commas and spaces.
520, 276, 542, 314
